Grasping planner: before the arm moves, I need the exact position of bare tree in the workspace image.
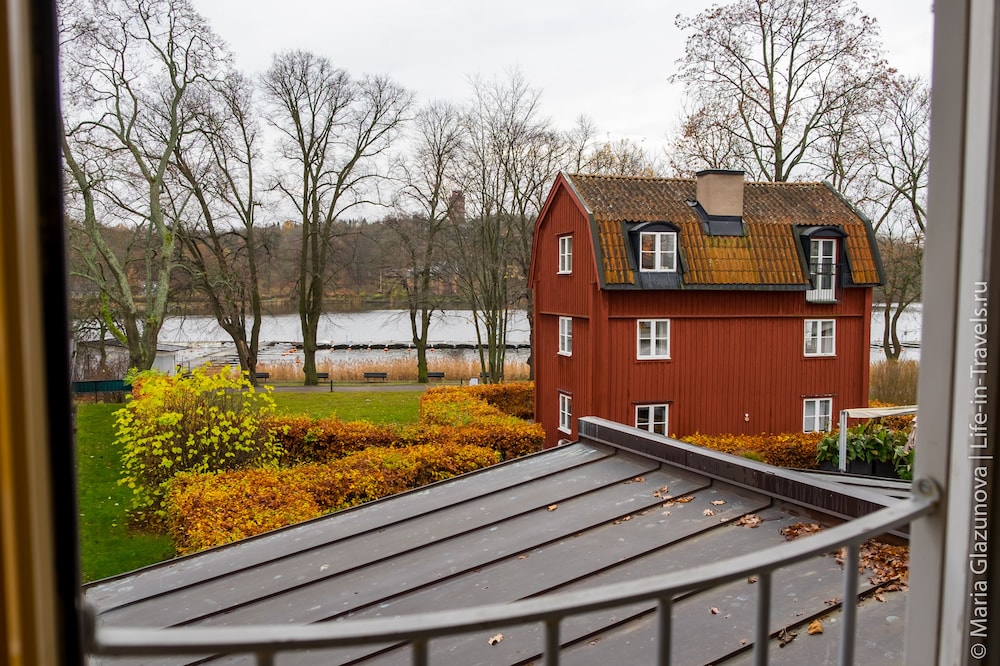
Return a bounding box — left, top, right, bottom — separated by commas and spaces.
671, 0, 888, 181
389, 101, 464, 382
171, 71, 269, 382
455, 70, 566, 382
875, 228, 923, 360
261, 51, 412, 384
60, 0, 226, 370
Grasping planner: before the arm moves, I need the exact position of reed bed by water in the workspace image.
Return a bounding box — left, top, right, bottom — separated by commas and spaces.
257, 354, 530, 383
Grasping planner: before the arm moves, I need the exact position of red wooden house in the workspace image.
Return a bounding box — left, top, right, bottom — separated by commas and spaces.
529, 170, 883, 449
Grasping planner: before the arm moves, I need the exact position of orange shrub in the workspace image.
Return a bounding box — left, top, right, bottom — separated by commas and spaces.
270, 415, 399, 465
167, 443, 500, 555
464, 382, 535, 420
166, 469, 321, 555
680, 432, 825, 469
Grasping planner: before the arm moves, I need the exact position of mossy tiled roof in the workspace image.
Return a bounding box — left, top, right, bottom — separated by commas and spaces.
565, 173, 882, 288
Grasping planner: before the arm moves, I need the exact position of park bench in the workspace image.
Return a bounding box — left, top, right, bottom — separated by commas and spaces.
72, 379, 127, 401
363, 371, 388, 382
254, 372, 270, 381
427, 371, 445, 381
316, 372, 329, 380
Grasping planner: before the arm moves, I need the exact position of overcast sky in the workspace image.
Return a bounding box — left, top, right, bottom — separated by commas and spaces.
192, 0, 934, 157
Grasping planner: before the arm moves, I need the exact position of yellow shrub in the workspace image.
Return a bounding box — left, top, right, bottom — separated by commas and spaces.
680, 431, 825, 469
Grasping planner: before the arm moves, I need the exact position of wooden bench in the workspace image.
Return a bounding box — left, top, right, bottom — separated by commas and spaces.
254, 372, 270, 381
427, 371, 445, 381
316, 372, 329, 380
363, 371, 388, 382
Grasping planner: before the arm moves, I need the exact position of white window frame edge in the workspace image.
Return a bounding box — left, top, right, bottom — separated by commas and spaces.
634, 403, 669, 436
558, 316, 572, 356
636, 318, 670, 360
557, 392, 572, 434
557, 235, 572, 274
803, 319, 836, 356
638, 230, 678, 273
802, 397, 833, 433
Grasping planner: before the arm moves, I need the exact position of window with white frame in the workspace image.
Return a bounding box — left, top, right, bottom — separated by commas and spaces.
558, 316, 572, 356
558, 393, 572, 433
803, 397, 833, 432
804, 319, 836, 356
558, 235, 573, 274
639, 231, 677, 272
807, 238, 837, 302
637, 319, 670, 359
635, 404, 669, 436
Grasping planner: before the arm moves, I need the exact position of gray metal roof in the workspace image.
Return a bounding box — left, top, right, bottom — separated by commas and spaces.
85, 419, 908, 665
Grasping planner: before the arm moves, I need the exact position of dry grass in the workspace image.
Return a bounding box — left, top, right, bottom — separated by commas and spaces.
869, 359, 920, 405
258, 353, 530, 383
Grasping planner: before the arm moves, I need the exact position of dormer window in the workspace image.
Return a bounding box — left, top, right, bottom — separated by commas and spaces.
639, 231, 677, 272
808, 238, 838, 302
797, 226, 846, 303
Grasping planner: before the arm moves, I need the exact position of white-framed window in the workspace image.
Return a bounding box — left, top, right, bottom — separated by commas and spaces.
635, 404, 669, 436
804, 319, 836, 356
637, 319, 670, 359
803, 397, 833, 433
639, 231, 678, 272
558, 235, 573, 274
807, 238, 837, 302
558, 393, 572, 434
558, 316, 573, 356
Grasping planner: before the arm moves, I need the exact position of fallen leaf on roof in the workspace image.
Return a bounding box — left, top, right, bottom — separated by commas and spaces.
675, 496, 694, 503
703, 509, 715, 516
662, 511, 671, 516
778, 627, 797, 647
740, 639, 747, 645
747, 575, 758, 584
488, 633, 503, 646
547, 504, 558, 512
652, 485, 670, 498
825, 597, 840, 606
662, 501, 675, 508
735, 514, 762, 528
622, 515, 632, 521
780, 522, 823, 541
710, 500, 726, 506
710, 606, 720, 615
626, 476, 646, 484
807, 620, 823, 635
874, 591, 885, 602
588, 638, 602, 646
517, 555, 528, 560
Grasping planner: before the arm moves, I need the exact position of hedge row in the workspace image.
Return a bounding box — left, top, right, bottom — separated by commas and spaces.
167, 443, 501, 555
418, 384, 543, 459
463, 382, 535, 420
679, 431, 826, 469
272, 415, 398, 465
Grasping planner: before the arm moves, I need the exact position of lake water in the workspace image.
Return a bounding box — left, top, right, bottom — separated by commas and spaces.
158, 306, 921, 367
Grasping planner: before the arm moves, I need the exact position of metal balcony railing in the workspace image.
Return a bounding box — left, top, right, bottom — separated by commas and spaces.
806, 263, 838, 302
84, 477, 939, 666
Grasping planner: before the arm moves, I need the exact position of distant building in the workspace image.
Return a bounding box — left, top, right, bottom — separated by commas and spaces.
529, 170, 883, 448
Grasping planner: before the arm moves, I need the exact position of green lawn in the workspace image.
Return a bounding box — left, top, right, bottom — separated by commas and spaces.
75, 403, 174, 583
76, 390, 424, 583
271, 390, 422, 424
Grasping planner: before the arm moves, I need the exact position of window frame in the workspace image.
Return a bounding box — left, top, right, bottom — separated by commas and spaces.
557, 235, 573, 274
802, 397, 833, 433
635, 403, 669, 436
636, 318, 671, 359
806, 237, 838, 301
558, 393, 572, 434
804, 319, 836, 356
638, 231, 678, 273
558, 316, 573, 356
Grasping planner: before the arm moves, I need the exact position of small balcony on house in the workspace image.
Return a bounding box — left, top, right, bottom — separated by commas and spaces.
806, 262, 838, 303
